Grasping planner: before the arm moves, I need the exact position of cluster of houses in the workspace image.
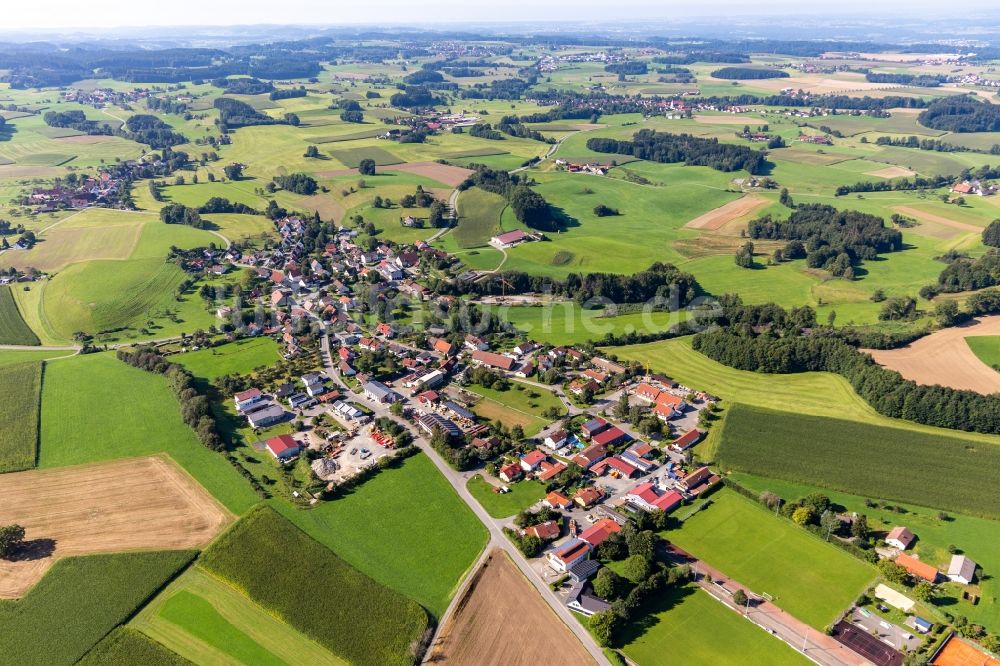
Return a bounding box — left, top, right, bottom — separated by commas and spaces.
951, 179, 997, 197
61, 87, 149, 108
25, 166, 130, 211
885, 526, 978, 587
798, 133, 833, 145
553, 159, 611, 175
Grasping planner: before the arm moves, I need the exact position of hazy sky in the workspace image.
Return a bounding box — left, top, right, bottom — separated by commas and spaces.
0, 0, 974, 31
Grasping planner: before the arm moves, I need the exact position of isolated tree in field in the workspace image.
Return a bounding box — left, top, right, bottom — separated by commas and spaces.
223, 163, 244, 180
735, 241, 755, 268
982, 219, 1000, 247
779, 187, 794, 208
358, 159, 376, 176
732, 589, 748, 607
304, 145, 320, 158
0, 524, 25, 558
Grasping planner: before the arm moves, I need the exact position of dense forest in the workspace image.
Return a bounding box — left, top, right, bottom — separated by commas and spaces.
121, 114, 187, 149
690, 297, 1000, 435
214, 98, 281, 129
748, 204, 902, 277
918, 96, 1000, 132
711, 67, 789, 79
934, 251, 1000, 293
215, 77, 274, 95
459, 166, 555, 231
390, 86, 445, 108
605, 62, 649, 75
587, 130, 767, 174
864, 72, 946, 87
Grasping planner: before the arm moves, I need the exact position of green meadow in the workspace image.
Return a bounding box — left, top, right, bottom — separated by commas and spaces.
0, 361, 42, 472
173, 337, 281, 380
467, 473, 547, 518
966, 336, 1000, 369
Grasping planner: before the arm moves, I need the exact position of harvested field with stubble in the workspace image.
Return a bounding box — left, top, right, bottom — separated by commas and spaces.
865, 165, 915, 178
683, 194, 769, 231
892, 206, 982, 234
427, 549, 595, 666
865, 315, 1000, 394
0, 455, 231, 598
388, 161, 474, 187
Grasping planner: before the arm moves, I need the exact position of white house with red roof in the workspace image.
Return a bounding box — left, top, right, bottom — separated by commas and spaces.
625, 482, 684, 513
579, 518, 622, 547
546, 538, 592, 572
520, 449, 547, 472
234, 388, 265, 412
265, 434, 301, 461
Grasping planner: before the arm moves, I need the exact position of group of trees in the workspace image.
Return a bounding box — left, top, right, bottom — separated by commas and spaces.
587, 130, 767, 174
272, 173, 318, 195
215, 77, 273, 95
459, 261, 700, 306
198, 196, 258, 215
121, 114, 188, 149
269, 87, 307, 101
160, 203, 205, 228
932, 250, 1000, 294
605, 61, 648, 76
690, 297, 1000, 434
710, 66, 789, 80
865, 72, 946, 87
117, 347, 224, 450
874, 135, 982, 154
0, 524, 25, 559
918, 96, 1000, 133
214, 97, 282, 129
43, 110, 113, 135
389, 86, 443, 109
748, 204, 902, 278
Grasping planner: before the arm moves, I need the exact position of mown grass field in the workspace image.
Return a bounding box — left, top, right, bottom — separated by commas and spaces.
966, 336, 1000, 369
0, 349, 72, 367
607, 337, 1000, 446
79, 627, 190, 666
39, 352, 259, 514
465, 379, 566, 436
453, 186, 507, 248
173, 337, 280, 380
328, 146, 403, 167
619, 584, 809, 665
666, 489, 874, 629
133, 567, 344, 666
732, 471, 1000, 634
200, 506, 428, 666
0, 361, 42, 472
0, 550, 195, 666
717, 403, 1000, 519
467, 474, 546, 518
0, 286, 40, 345
270, 454, 487, 618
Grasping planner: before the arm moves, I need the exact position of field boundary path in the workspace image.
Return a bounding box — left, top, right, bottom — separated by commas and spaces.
664, 543, 860, 666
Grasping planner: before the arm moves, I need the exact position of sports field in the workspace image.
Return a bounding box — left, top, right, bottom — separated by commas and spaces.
0, 361, 42, 473
465, 379, 566, 436
133, 567, 344, 666
716, 403, 1000, 519
619, 584, 808, 665
173, 337, 281, 380
0, 455, 231, 598
666, 490, 874, 629
39, 352, 259, 514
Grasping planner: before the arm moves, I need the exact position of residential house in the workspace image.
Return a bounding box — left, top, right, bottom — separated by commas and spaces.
568, 377, 600, 396
499, 462, 523, 483
464, 335, 489, 351
544, 430, 569, 449
432, 338, 455, 356
671, 429, 703, 452
591, 357, 626, 375
591, 426, 629, 448
887, 526, 916, 550
948, 555, 976, 585
590, 456, 640, 479
625, 482, 683, 513
234, 388, 265, 412
677, 466, 718, 495
523, 520, 560, 541
581, 417, 609, 439
574, 486, 604, 509
536, 461, 567, 482
545, 491, 574, 510
520, 449, 547, 472
566, 580, 611, 617
571, 443, 608, 470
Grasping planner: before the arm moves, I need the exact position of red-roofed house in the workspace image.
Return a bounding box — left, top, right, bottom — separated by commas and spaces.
234, 388, 264, 412
545, 491, 573, 510
471, 350, 515, 371
887, 526, 916, 550
574, 486, 604, 509
536, 460, 567, 482
571, 443, 608, 470
590, 456, 640, 479
634, 383, 662, 402
671, 429, 703, 451
625, 482, 683, 513
265, 434, 301, 461
490, 229, 530, 248
591, 426, 629, 448
547, 539, 591, 572
578, 518, 622, 547
433, 338, 455, 356
520, 449, 547, 472
897, 553, 939, 583
499, 462, 523, 483
523, 520, 561, 541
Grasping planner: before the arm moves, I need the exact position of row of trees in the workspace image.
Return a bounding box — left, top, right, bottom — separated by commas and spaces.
690, 298, 1000, 434
587, 130, 767, 174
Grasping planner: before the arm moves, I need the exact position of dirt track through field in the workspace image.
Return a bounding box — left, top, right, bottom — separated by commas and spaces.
892, 206, 982, 234
684, 194, 769, 231
864, 316, 1000, 394
427, 549, 596, 665
387, 161, 473, 187
0, 455, 231, 598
